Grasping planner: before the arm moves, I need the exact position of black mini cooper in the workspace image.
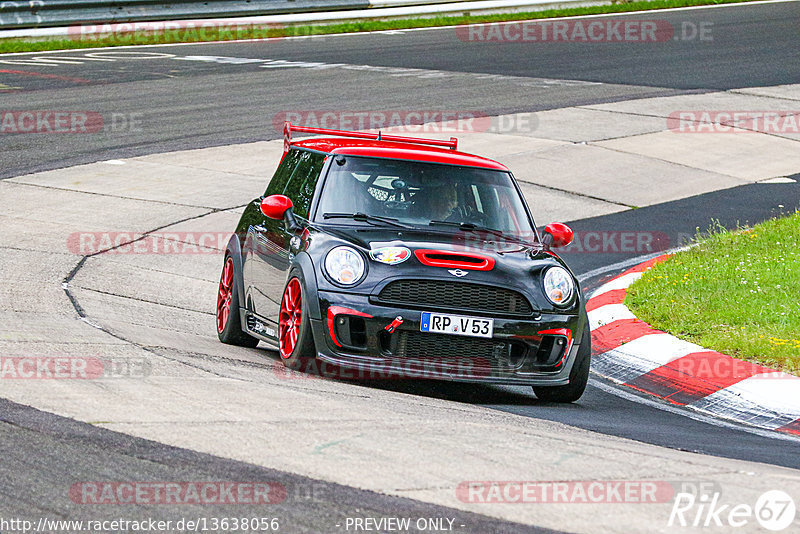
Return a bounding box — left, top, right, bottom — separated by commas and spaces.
216, 123, 590, 402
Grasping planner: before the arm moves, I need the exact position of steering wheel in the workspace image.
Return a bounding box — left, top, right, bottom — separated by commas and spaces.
455, 204, 488, 226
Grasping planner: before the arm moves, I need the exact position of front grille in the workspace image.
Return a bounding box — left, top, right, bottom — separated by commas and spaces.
395, 331, 524, 369
377, 279, 533, 316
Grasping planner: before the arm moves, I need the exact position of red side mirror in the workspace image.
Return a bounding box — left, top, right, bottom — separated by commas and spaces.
544, 222, 574, 248
261, 195, 293, 220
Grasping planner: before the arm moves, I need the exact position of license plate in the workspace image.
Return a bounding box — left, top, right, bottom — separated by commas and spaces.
420, 312, 494, 338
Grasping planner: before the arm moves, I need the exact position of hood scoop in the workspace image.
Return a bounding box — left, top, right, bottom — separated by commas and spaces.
414, 249, 495, 271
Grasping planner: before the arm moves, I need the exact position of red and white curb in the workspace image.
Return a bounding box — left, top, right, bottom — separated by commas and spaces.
587, 255, 800, 436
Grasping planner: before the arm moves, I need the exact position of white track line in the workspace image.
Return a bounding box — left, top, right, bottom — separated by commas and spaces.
589, 272, 643, 297
588, 303, 637, 329
606, 333, 705, 367
579, 251, 669, 285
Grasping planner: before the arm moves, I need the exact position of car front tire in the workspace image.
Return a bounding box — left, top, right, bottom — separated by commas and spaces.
278, 276, 316, 370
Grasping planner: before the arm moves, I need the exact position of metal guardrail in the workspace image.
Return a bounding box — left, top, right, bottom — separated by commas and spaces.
0, 0, 372, 29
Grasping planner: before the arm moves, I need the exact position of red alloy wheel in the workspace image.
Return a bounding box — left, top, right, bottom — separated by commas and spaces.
216, 257, 234, 334
279, 278, 303, 359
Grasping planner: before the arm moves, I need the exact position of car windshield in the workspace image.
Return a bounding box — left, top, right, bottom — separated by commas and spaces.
314, 156, 536, 239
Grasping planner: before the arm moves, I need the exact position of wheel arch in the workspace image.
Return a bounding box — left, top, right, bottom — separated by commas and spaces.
224, 233, 247, 310
287, 251, 321, 321
577, 307, 591, 347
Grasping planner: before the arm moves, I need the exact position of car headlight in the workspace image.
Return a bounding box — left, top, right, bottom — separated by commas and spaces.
325, 246, 365, 286
543, 266, 575, 306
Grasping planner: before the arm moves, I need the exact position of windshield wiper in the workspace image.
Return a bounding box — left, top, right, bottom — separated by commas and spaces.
429, 221, 528, 243
323, 212, 413, 229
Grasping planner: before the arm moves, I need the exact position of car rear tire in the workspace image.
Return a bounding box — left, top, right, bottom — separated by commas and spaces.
532, 322, 591, 403
278, 276, 316, 370
216, 255, 260, 348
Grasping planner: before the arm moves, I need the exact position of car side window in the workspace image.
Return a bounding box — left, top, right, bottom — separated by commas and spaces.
283, 151, 326, 219
264, 150, 302, 197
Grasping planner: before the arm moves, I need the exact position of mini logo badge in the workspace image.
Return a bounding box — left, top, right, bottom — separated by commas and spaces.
370, 247, 411, 265
448, 269, 469, 277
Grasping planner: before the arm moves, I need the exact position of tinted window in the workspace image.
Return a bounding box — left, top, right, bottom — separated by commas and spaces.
283, 151, 326, 219
264, 150, 302, 197
315, 156, 534, 236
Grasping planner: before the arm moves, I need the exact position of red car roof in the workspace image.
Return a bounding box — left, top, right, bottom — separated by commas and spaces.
291, 138, 509, 171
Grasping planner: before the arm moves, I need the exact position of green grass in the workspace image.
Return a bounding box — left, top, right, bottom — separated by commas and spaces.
626, 212, 800, 374
0, 0, 763, 54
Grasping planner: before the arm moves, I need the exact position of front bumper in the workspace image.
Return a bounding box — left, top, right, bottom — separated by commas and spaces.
309, 290, 584, 386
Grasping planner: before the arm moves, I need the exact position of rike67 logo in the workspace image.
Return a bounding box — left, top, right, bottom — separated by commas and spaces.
669, 490, 796, 531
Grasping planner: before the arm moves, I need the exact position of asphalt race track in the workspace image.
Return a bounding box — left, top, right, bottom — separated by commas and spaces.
1, 1, 798, 179
0, 399, 554, 533
1, 1, 800, 532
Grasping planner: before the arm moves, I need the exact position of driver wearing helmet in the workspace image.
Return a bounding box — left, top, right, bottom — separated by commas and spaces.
425, 181, 460, 222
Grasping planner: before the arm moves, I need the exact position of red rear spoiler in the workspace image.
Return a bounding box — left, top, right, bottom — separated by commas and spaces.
283, 121, 458, 157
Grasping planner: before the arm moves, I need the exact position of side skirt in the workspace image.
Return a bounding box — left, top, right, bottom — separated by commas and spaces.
241, 309, 279, 347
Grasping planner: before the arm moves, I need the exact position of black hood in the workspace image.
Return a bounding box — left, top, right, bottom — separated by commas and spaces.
307, 224, 579, 314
